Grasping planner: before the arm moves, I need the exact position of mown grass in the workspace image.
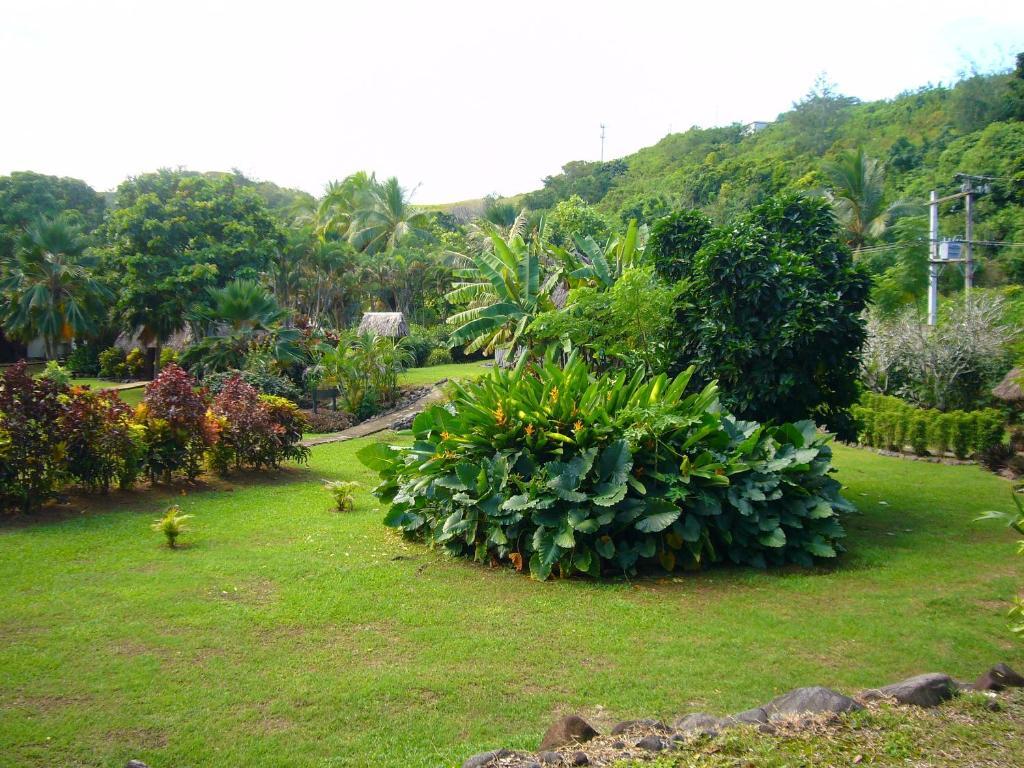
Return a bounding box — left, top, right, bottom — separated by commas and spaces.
0, 440, 1021, 767
399, 360, 490, 387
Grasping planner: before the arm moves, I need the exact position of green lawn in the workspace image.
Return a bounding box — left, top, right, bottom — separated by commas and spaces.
398, 359, 490, 387
67, 378, 147, 406
0, 441, 1021, 768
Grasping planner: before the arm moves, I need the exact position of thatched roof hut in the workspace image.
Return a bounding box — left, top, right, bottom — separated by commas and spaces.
993, 367, 1024, 404
357, 312, 409, 338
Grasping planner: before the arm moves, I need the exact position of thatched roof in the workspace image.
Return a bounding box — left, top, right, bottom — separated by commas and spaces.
357, 312, 409, 338
993, 367, 1024, 403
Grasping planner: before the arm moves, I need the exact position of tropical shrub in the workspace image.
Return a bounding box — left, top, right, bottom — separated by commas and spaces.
98, 346, 126, 379
852, 393, 1005, 458
311, 332, 414, 416
38, 360, 71, 387
159, 347, 179, 368
359, 353, 852, 580
324, 480, 360, 512
67, 342, 101, 376
862, 298, 1016, 411
204, 368, 301, 403
208, 376, 309, 473
526, 266, 680, 374
152, 505, 192, 548
0, 361, 67, 512
63, 387, 144, 493
137, 364, 216, 482
425, 347, 453, 366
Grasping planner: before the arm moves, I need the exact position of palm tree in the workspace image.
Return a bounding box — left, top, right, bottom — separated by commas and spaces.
183, 279, 300, 373
348, 177, 432, 254
822, 148, 913, 250
445, 229, 560, 355
0, 215, 111, 358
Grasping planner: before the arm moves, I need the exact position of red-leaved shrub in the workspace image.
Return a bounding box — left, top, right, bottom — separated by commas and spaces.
0, 361, 67, 512
138, 364, 216, 481
63, 387, 144, 493
209, 375, 309, 474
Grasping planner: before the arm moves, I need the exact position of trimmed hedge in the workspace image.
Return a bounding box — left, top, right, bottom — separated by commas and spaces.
852, 393, 1005, 459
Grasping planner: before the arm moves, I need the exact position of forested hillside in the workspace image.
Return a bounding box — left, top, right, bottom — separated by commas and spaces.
519, 62, 1024, 296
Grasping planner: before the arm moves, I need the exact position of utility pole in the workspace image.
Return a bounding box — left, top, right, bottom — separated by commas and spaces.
926, 175, 982, 326
928, 190, 939, 326
600, 124, 606, 162
963, 176, 974, 295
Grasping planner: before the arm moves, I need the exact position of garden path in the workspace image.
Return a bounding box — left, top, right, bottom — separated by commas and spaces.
301, 385, 446, 447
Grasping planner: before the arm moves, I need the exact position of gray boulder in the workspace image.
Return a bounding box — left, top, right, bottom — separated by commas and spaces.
538, 751, 562, 765
727, 707, 769, 725
635, 734, 669, 751
672, 712, 724, 736
974, 663, 1024, 692
861, 673, 957, 708
538, 715, 599, 751
125, 762, 150, 768
764, 686, 863, 720
463, 751, 509, 768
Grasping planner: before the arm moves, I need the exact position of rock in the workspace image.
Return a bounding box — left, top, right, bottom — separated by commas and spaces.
526, 764, 542, 768
986, 700, 1002, 712
764, 686, 864, 720
672, 712, 724, 736
462, 752, 501, 768
125, 762, 150, 768
728, 707, 769, 725
974, 663, 1024, 691
611, 741, 626, 749
570, 752, 589, 766
539, 716, 599, 751
861, 673, 957, 708
757, 723, 776, 735
635, 735, 668, 751
538, 751, 562, 765
610, 718, 670, 735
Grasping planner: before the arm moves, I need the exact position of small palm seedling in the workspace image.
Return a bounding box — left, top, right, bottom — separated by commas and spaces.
152, 504, 192, 548
324, 480, 360, 512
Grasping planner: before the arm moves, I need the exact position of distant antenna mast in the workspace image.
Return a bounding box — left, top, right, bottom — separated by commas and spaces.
600, 124, 606, 162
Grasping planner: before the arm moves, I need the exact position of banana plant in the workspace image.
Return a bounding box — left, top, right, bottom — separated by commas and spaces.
549, 218, 646, 291
445, 229, 560, 355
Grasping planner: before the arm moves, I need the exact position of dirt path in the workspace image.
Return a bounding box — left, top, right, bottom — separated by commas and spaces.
302, 386, 446, 447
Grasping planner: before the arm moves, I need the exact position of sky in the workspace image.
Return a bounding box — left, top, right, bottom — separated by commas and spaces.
1, 1, 1023, 204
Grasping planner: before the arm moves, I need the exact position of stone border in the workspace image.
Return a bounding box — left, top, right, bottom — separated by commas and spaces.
461, 664, 1024, 768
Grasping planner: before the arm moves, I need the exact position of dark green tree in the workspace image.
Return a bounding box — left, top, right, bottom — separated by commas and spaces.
98, 170, 284, 354
659, 194, 871, 439
0, 171, 105, 261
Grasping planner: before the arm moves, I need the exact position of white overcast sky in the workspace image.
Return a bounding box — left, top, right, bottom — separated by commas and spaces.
1, 1, 1022, 203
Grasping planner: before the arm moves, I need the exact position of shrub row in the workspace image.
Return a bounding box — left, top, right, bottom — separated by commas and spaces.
852, 393, 1005, 459
0, 362, 309, 512
359, 353, 853, 579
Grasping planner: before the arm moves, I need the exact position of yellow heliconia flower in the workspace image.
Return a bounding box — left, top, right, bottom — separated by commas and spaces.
573, 420, 584, 432
495, 404, 506, 425
440, 431, 451, 441
549, 386, 559, 404
524, 423, 535, 436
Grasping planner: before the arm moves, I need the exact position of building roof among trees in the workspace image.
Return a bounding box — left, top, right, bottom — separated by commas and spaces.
357, 312, 409, 338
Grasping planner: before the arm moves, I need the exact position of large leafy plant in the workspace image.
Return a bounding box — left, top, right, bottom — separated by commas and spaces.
359, 353, 852, 580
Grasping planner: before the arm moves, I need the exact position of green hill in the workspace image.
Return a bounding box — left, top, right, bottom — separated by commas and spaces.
510, 62, 1024, 286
